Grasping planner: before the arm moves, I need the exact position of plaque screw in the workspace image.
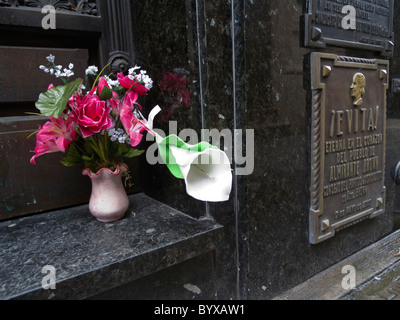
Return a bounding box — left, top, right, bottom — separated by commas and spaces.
311, 27, 322, 42
385, 41, 394, 51
323, 65, 332, 78
321, 219, 330, 231
377, 198, 384, 208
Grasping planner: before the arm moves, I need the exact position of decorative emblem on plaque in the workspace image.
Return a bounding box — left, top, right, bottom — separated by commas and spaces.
309, 53, 388, 244
350, 73, 366, 107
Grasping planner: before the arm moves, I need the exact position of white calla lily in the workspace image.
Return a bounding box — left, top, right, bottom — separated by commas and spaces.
144, 106, 233, 202
168, 145, 232, 202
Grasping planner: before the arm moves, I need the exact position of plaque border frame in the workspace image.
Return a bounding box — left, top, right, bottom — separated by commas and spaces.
309, 52, 389, 244
302, 0, 395, 56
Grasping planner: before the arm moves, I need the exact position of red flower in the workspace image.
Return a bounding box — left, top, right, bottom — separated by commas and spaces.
120, 104, 150, 147
96, 77, 113, 100
30, 116, 77, 165
74, 95, 113, 138
159, 72, 189, 94
123, 91, 142, 110
117, 72, 149, 95
68, 93, 84, 110
108, 91, 122, 116
178, 88, 191, 107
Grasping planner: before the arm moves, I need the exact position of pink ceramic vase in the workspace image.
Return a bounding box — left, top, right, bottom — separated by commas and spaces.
82, 164, 130, 222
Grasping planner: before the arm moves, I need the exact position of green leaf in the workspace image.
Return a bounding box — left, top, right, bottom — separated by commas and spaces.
35, 78, 83, 118
84, 139, 96, 155
155, 134, 219, 180
82, 154, 95, 162
116, 143, 145, 158
113, 85, 124, 91
98, 84, 113, 101
60, 144, 83, 167
123, 148, 145, 158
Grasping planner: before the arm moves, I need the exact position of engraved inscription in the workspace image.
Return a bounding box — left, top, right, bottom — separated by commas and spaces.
309, 53, 388, 244
315, 0, 391, 39
303, 0, 394, 54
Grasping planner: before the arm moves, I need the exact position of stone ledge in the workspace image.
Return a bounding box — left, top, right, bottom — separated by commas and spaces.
342, 259, 400, 300
0, 193, 223, 300
273, 229, 400, 300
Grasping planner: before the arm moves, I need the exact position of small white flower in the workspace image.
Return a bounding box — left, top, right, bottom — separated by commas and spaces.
69, 63, 74, 70
77, 84, 85, 95
139, 73, 153, 90
127, 66, 153, 90
46, 54, 55, 63
110, 80, 119, 87
128, 65, 141, 74
39, 65, 46, 70
103, 75, 119, 88
85, 65, 98, 76
63, 69, 74, 78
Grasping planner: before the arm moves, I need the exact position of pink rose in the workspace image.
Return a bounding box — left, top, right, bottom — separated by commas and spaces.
75, 95, 113, 138
68, 94, 84, 110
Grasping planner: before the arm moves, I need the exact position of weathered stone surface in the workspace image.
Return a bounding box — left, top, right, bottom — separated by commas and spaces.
0, 193, 222, 300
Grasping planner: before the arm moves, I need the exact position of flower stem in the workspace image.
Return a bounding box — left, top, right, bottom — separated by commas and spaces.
97, 134, 107, 163
72, 140, 87, 157
89, 136, 103, 161
104, 129, 109, 158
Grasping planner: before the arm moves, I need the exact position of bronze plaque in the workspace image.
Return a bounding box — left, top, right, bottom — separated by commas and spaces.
302, 0, 394, 55
309, 53, 388, 244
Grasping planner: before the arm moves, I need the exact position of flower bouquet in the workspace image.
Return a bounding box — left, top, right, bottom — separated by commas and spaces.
31, 55, 153, 172
29, 55, 232, 221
